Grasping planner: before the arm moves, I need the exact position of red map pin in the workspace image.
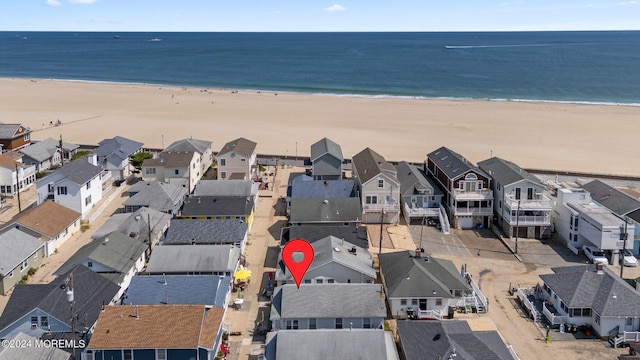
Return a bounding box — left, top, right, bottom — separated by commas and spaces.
282, 238, 315, 288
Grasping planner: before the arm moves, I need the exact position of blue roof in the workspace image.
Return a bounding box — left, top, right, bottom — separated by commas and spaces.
289, 175, 354, 199
123, 275, 231, 307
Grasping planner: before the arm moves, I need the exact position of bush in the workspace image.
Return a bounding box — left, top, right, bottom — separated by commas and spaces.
27, 268, 36, 276
71, 150, 90, 161
258, 164, 266, 172
81, 224, 90, 233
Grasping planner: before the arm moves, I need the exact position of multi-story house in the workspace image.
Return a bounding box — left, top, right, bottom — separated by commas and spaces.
164, 138, 214, 177
0, 123, 31, 151
19, 137, 79, 172
215, 137, 257, 181
93, 136, 143, 181
0, 152, 36, 196
141, 151, 200, 193
427, 147, 493, 229
478, 157, 552, 239
310, 137, 343, 180
351, 148, 400, 224
394, 161, 443, 225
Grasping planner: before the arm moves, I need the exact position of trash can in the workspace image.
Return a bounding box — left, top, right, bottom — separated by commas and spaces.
448, 306, 455, 319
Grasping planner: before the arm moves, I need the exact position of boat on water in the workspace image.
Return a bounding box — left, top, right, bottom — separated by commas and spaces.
149, 38, 162, 42
113, 35, 120, 39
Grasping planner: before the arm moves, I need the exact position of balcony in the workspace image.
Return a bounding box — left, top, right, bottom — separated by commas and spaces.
542, 302, 569, 326
506, 214, 551, 226
453, 188, 493, 200
505, 194, 552, 211
363, 203, 400, 212
403, 202, 440, 218
454, 207, 493, 216
22, 164, 36, 178
100, 170, 112, 184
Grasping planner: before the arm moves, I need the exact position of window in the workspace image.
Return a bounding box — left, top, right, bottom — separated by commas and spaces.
33, 253, 38, 261
627, 318, 633, 326
292, 320, 299, 330
363, 318, 371, 329
419, 299, 427, 311
124, 350, 132, 360
582, 308, 591, 317
57, 186, 68, 195
411, 299, 418, 305
316, 279, 323, 284
499, 201, 501, 209
241, 158, 246, 162
24, 133, 30, 141
86, 181, 91, 189
571, 308, 581, 317
365, 196, 377, 204
378, 179, 384, 188
146, 167, 156, 175
192, 163, 196, 169
515, 188, 521, 200
221, 171, 227, 179
220, 158, 226, 166
574, 217, 579, 228
335, 318, 343, 329
31, 316, 38, 329
174, 169, 179, 175
347, 279, 351, 283
400, 299, 407, 305
327, 279, 335, 283
436, 298, 443, 306
497, 183, 501, 191
20, 260, 28, 272
8, 271, 13, 278
527, 188, 534, 200
85, 195, 92, 206
41, 316, 48, 327
573, 234, 577, 242
88, 261, 93, 268
157, 349, 167, 360
309, 318, 317, 329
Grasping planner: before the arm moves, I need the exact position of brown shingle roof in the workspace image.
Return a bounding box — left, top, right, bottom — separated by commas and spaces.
88, 305, 224, 349
11, 201, 81, 237
0, 153, 20, 169
218, 137, 257, 157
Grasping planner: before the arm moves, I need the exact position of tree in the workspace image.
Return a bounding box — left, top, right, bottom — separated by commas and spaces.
130, 152, 153, 170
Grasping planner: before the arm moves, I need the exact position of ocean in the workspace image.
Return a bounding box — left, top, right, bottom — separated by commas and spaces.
1, 31, 639, 105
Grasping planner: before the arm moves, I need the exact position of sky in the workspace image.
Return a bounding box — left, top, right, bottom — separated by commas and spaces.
1, 0, 639, 32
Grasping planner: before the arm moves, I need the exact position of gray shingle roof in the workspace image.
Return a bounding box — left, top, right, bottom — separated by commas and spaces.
181, 196, 254, 217
289, 175, 354, 199
378, 250, 470, 298
39, 155, 102, 185
394, 161, 442, 197
0, 264, 120, 333
289, 198, 362, 223
351, 147, 397, 185
477, 157, 540, 186
0, 124, 25, 139
427, 146, 488, 180
94, 136, 143, 160
165, 138, 212, 155
270, 283, 386, 320
143, 151, 196, 168
123, 275, 231, 307
19, 138, 77, 163
218, 137, 257, 157
583, 180, 640, 219
193, 180, 258, 197
91, 207, 172, 242
397, 321, 514, 360
264, 329, 399, 360
124, 181, 186, 213
145, 245, 240, 274
310, 137, 343, 162
55, 232, 147, 281
164, 219, 247, 245
540, 265, 640, 317
284, 225, 368, 249
0, 229, 44, 277
0, 332, 71, 360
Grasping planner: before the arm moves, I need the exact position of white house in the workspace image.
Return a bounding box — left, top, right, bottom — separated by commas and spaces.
0, 152, 36, 196
19, 137, 79, 172
164, 138, 214, 178
351, 148, 401, 224
310, 137, 343, 180
93, 136, 144, 181
141, 151, 200, 193
216, 137, 257, 181
36, 154, 107, 219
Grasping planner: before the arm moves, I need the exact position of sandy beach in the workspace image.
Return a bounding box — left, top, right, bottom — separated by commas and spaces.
1, 77, 638, 176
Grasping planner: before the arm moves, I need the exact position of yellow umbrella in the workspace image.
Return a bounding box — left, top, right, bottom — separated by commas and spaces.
234, 268, 252, 281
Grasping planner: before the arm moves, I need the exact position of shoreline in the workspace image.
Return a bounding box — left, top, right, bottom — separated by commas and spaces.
2, 77, 639, 176
8, 76, 640, 108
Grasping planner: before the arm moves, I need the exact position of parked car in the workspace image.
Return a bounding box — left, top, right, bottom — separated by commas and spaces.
623, 249, 638, 267
583, 245, 608, 265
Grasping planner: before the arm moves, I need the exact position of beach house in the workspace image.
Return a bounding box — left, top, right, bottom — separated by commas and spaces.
145, 245, 241, 276
288, 198, 362, 227
427, 147, 493, 229
91, 207, 172, 252
351, 148, 401, 224
163, 219, 248, 252
215, 137, 258, 181
93, 136, 143, 181
141, 151, 200, 193
123, 180, 186, 215
286, 174, 355, 214
178, 195, 255, 229
394, 161, 443, 225
19, 138, 79, 172
310, 137, 344, 180
478, 157, 552, 239
164, 138, 214, 177
0, 123, 31, 151
0, 152, 36, 196
123, 275, 232, 308
0, 229, 45, 295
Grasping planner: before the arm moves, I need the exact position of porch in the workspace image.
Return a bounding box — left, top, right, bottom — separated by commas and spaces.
453, 188, 493, 200
403, 202, 440, 219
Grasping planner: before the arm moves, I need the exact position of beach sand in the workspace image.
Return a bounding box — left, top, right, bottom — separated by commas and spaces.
1, 77, 638, 176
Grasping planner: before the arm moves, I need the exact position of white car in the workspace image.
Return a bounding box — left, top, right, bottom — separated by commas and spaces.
583, 245, 608, 265
623, 250, 638, 267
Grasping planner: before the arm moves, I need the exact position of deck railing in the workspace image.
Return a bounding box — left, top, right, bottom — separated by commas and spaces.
542, 302, 569, 325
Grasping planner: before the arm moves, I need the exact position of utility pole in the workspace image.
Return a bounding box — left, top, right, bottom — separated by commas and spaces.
14, 163, 21, 213
67, 273, 76, 360
514, 200, 521, 254
620, 216, 629, 278
59, 134, 64, 167
147, 212, 153, 256
379, 210, 384, 255
419, 215, 425, 252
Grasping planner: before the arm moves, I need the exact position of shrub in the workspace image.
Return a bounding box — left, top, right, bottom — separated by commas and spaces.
71, 150, 90, 161
27, 267, 36, 276
81, 224, 90, 233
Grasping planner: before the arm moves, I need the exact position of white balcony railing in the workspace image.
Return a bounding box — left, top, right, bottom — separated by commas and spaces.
507, 214, 551, 226
453, 188, 493, 200
505, 195, 552, 211
454, 207, 493, 216
417, 308, 442, 320
542, 302, 569, 325
21, 164, 36, 179
363, 203, 400, 212
404, 203, 440, 218
622, 331, 640, 343
100, 170, 112, 183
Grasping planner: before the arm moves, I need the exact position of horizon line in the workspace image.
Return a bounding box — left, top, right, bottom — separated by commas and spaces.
2, 29, 640, 33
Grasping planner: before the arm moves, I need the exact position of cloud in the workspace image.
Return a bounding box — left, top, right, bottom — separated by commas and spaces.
69, 0, 99, 3
45, 0, 61, 5
324, 4, 346, 12
618, 0, 638, 5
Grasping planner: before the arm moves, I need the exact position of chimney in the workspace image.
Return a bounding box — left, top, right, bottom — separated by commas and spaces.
87, 152, 98, 166
415, 248, 421, 258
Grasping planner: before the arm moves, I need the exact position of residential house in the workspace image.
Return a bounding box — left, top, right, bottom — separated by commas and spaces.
0, 332, 71, 360
270, 283, 386, 331
163, 219, 248, 252
123, 181, 186, 215
274, 235, 375, 286
550, 186, 634, 263
83, 305, 226, 360
2, 200, 81, 257
93, 136, 143, 181
395, 161, 443, 225
0, 152, 36, 196
281, 225, 369, 249
286, 175, 354, 214
145, 245, 241, 276
351, 148, 401, 224
123, 275, 231, 308
0, 123, 31, 151
54, 232, 147, 294
0, 229, 45, 295
538, 264, 640, 340
263, 329, 399, 360
0, 264, 120, 340
141, 151, 200, 193
91, 207, 172, 252
397, 321, 516, 360
478, 157, 552, 239
36, 154, 108, 219
310, 137, 344, 180
288, 198, 362, 227
378, 250, 480, 319
193, 179, 259, 201
178, 196, 255, 229
427, 147, 493, 229
165, 138, 214, 176
19, 138, 79, 172
216, 137, 258, 180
